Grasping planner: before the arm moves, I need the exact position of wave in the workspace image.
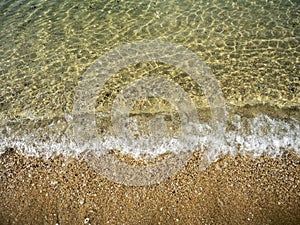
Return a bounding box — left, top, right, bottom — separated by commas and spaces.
0, 113, 299, 165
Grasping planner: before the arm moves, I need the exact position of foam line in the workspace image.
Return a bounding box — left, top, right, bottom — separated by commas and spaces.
0, 114, 299, 164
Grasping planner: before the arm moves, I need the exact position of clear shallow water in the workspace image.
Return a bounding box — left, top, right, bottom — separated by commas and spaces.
0, 0, 299, 161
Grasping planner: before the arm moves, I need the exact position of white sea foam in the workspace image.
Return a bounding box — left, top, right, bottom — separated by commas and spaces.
0, 114, 299, 163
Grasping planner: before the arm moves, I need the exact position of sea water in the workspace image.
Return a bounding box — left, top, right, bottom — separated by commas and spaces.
0, 0, 299, 165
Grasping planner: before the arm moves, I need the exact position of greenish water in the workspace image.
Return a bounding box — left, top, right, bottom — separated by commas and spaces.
0, 0, 299, 158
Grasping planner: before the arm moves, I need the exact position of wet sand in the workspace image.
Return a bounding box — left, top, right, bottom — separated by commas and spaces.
0, 150, 299, 225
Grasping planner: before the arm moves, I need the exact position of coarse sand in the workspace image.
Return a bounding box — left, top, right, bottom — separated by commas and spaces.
0, 149, 299, 225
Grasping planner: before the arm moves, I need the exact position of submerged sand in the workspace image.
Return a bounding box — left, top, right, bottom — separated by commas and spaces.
0, 150, 299, 225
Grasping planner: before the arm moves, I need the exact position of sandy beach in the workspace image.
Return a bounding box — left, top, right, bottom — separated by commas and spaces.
0, 0, 299, 224
1, 149, 299, 225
